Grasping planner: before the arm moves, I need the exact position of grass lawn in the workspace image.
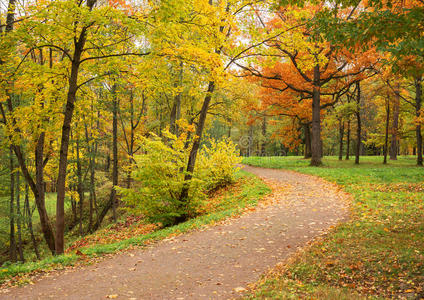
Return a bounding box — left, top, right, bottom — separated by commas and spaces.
0, 170, 270, 285
243, 156, 424, 299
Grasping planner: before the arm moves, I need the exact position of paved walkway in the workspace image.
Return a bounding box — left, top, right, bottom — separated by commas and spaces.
0, 165, 349, 299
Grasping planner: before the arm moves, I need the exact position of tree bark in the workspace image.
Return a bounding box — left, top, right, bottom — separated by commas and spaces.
5, 0, 16, 33
338, 119, 344, 160
415, 76, 423, 166
9, 146, 17, 262
346, 119, 351, 160
16, 171, 24, 262
390, 84, 400, 160
56, 60, 81, 254
76, 134, 84, 236
70, 191, 77, 226
304, 123, 312, 158
111, 84, 119, 222
355, 82, 361, 165
126, 91, 135, 189
83, 118, 97, 232
92, 197, 112, 232
25, 184, 40, 260
383, 96, 390, 164
311, 65, 322, 166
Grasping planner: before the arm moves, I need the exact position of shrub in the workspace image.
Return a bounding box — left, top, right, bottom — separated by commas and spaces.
118, 127, 205, 226
119, 124, 241, 226
197, 138, 241, 191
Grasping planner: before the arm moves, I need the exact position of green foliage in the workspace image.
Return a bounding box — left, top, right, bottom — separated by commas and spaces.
197, 138, 242, 191
118, 128, 204, 226
313, 5, 424, 75
119, 127, 241, 226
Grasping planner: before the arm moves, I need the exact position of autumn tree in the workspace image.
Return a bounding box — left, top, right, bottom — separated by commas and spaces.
236, 4, 377, 165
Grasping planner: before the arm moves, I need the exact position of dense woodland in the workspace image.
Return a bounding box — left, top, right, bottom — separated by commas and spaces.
0, 0, 422, 266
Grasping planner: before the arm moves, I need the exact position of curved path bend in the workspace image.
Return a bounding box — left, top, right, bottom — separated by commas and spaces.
1, 165, 349, 300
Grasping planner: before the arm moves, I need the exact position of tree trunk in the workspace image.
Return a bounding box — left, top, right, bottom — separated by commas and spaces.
178, 81, 215, 221
88, 152, 96, 232
415, 76, 423, 166
83, 119, 97, 233
383, 97, 390, 164
16, 171, 24, 262
390, 84, 400, 160
5, 0, 16, 33
111, 84, 119, 222
35, 132, 55, 253
92, 197, 112, 232
261, 116, 267, 156
338, 119, 344, 160
346, 119, 351, 160
310, 65, 322, 166
55, 63, 80, 254
25, 184, 40, 260
9, 147, 17, 262
4, 1, 17, 262
304, 123, 312, 158
71, 192, 77, 225
76, 134, 84, 236
355, 82, 361, 165
55, 0, 96, 254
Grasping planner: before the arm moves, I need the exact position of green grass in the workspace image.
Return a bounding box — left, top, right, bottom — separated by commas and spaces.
0, 170, 270, 285
243, 156, 424, 299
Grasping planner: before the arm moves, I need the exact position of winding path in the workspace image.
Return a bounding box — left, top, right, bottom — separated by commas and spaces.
0, 165, 349, 300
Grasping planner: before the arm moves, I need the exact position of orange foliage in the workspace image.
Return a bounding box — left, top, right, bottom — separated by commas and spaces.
244, 3, 379, 147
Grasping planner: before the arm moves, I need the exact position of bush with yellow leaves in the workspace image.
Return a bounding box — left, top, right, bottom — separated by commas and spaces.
119, 122, 241, 226
196, 138, 241, 192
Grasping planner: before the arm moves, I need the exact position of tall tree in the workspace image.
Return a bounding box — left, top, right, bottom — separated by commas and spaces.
355, 81, 362, 164
389, 83, 400, 160
414, 76, 423, 165
236, 3, 376, 165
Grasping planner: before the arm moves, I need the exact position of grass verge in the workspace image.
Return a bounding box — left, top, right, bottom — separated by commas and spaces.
0, 170, 270, 286
243, 156, 424, 299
